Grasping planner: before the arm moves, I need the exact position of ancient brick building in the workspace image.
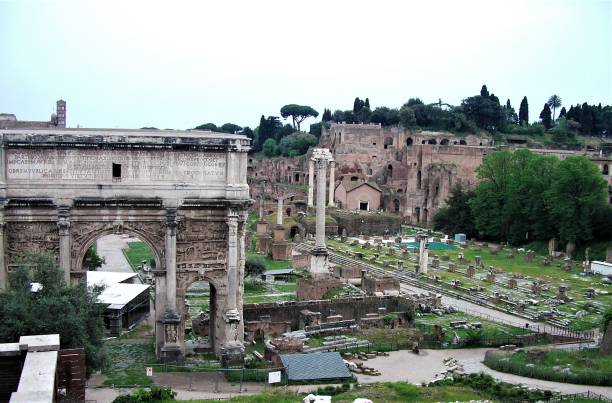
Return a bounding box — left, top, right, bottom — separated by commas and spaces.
0, 99, 66, 129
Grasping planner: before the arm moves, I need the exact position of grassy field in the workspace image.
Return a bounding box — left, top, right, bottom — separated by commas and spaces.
485, 347, 612, 386
327, 238, 611, 331
102, 342, 156, 387
416, 311, 532, 343
123, 240, 154, 270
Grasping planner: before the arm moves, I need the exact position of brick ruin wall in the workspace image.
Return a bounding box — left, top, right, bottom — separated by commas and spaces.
247, 123, 605, 227
243, 295, 415, 330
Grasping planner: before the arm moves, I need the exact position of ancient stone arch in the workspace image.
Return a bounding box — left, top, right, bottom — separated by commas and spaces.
0, 128, 251, 364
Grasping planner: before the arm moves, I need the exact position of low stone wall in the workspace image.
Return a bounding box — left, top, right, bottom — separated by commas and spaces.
243, 295, 415, 330
296, 276, 344, 300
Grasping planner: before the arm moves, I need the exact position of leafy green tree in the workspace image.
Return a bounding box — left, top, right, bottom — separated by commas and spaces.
245, 256, 266, 277
371, 107, 400, 126
220, 123, 242, 134
547, 95, 562, 122
519, 96, 529, 125
83, 245, 105, 271
194, 122, 218, 131
280, 105, 319, 131
469, 151, 514, 239
546, 156, 608, 245
399, 105, 416, 129
0, 255, 106, 374
262, 138, 278, 157
433, 184, 477, 238
278, 132, 317, 157
539, 103, 552, 129
355, 106, 372, 124
461, 95, 504, 131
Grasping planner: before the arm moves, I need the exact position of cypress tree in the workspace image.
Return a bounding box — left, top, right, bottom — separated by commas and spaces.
539, 103, 552, 129
353, 97, 363, 113
365, 98, 370, 109
559, 107, 567, 119
480, 85, 489, 97
506, 99, 511, 109
519, 96, 529, 125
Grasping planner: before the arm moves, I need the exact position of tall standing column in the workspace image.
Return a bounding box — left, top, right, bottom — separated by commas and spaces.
57, 207, 71, 285
310, 152, 331, 276
276, 198, 283, 226
315, 159, 328, 249
328, 161, 336, 207
161, 208, 181, 362
0, 219, 5, 290
307, 159, 314, 208
226, 210, 239, 312
165, 209, 178, 315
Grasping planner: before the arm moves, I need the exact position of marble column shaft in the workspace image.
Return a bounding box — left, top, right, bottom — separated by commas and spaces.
276, 198, 283, 226
226, 211, 239, 310
307, 159, 314, 208
328, 161, 336, 207
315, 159, 327, 249
165, 210, 178, 315
58, 208, 71, 285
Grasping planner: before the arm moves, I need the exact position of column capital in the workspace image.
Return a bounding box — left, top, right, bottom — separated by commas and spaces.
57, 206, 71, 235
166, 208, 179, 235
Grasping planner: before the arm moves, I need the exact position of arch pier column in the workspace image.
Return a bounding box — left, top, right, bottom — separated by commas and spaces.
219, 208, 245, 366
57, 206, 71, 285
161, 208, 182, 363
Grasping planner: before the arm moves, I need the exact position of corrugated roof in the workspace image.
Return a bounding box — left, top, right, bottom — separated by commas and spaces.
280, 352, 352, 381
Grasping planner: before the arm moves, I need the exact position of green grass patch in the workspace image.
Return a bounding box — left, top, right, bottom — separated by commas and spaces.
123, 241, 154, 271
484, 348, 612, 386
102, 342, 156, 387
246, 252, 293, 270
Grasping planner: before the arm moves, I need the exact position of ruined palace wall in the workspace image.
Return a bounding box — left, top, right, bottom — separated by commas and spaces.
243, 295, 415, 329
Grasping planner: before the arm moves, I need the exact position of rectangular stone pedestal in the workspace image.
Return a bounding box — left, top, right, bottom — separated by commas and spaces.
256, 235, 272, 254
272, 241, 292, 260
309, 249, 329, 276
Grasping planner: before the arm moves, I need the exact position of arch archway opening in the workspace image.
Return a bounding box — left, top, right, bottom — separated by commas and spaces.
440, 139, 449, 145
406, 137, 413, 146
185, 280, 217, 352
82, 234, 158, 337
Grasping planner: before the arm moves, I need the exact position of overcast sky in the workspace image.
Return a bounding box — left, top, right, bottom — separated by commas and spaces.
1, 0, 610, 130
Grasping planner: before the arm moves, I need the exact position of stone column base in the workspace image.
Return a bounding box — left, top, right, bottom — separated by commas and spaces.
309, 248, 329, 276
160, 313, 184, 364
220, 341, 245, 367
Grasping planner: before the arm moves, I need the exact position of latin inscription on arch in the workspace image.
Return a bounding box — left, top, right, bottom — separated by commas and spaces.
6, 149, 226, 183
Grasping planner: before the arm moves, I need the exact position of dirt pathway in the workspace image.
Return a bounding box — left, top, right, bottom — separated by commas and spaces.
356, 348, 612, 399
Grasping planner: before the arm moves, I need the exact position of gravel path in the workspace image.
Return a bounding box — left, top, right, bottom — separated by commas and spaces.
96, 234, 137, 274
355, 347, 612, 399
400, 283, 554, 333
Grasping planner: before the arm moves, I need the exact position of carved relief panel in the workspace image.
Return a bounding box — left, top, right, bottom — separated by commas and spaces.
176, 219, 227, 273
5, 222, 59, 267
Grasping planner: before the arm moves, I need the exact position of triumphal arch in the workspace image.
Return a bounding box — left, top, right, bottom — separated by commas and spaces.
0, 128, 251, 363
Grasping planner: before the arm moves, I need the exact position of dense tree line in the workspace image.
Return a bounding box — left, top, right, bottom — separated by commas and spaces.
326, 87, 611, 138
0, 255, 106, 374
434, 150, 612, 248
